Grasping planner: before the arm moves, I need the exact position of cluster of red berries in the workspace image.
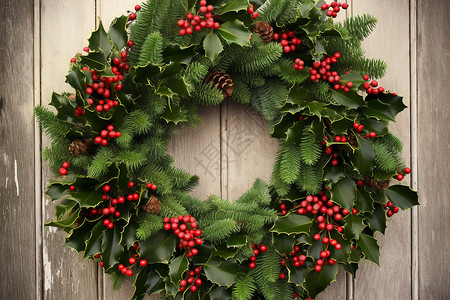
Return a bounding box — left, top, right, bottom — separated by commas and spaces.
117, 257, 147, 277
362, 75, 385, 95
352, 122, 377, 138
323, 144, 340, 166
247, 4, 258, 19
74, 106, 85, 117
179, 266, 203, 292
163, 215, 203, 257
248, 243, 268, 269
273, 31, 302, 53
177, 0, 219, 36
395, 167, 411, 182
321, 1, 348, 18
309, 53, 354, 92
293, 58, 305, 70
146, 182, 157, 190
128, 4, 141, 21
94, 125, 121, 146
59, 161, 70, 175
280, 245, 306, 269
313, 249, 336, 272
383, 201, 399, 217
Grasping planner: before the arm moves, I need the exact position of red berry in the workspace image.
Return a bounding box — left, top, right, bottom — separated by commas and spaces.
371, 80, 378, 87
352, 208, 358, 215
397, 174, 404, 181
260, 245, 267, 252
404, 167, 411, 174
252, 12, 259, 19
129, 13, 136, 20
249, 262, 256, 269
342, 3, 348, 9
70, 58, 76, 63
279, 273, 285, 280
103, 185, 111, 192
314, 234, 321, 240
335, 244, 342, 250
127, 40, 134, 47
315, 265, 322, 272
369, 132, 377, 138
126, 269, 133, 276
107, 222, 114, 229
322, 237, 329, 244
59, 168, 67, 175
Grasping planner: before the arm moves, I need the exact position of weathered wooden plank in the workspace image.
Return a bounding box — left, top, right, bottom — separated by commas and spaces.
0, 0, 36, 299
417, 0, 450, 299
40, 1, 99, 299
352, 1, 413, 299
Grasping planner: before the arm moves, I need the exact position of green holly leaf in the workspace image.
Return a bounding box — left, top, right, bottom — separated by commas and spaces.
343, 263, 359, 277
46, 183, 70, 201
357, 233, 380, 266
138, 230, 177, 263
271, 114, 295, 138
50, 92, 76, 116
331, 178, 356, 210
217, 0, 249, 14
169, 255, 189, 284
331, 89, 365, 109
323, 162, 345, 183
385, 185, 419, 210
272, 233, 295, 255
304, 264, 339, 298
84, 221, 106, 258
365, 204, 387, 234
209, 285, 233, 300
367, 93, 407, 119
349, 133, 376, 176
360, 118, 388, 136
285, 259, 307, 286
133, 268, 165, 300
226, 235, 247, 248
102, 224, 123, 270
203, 258, 239, 287
271, 214, 313, 235
121, 220, 138, 247
88, 21, 111, 56
45, 207, 81, 228
331, 118, 353, 135
80, 51, 107, 71
108, 15, 128, 50
339, 73, 366, 87
285, 120, 308, 144
163, 45, 196, 64
203, 31, 224, 62
215, 244, 238, 259
362, 99, 395, 121
66, 68, 86, 95
68, 189, 104, 208
329, 230, 351, 263
355, 187, 374, 213
218, 20, 251, 46
162, 104, 188, 125
343, 214, 365, 240
55, 198, 78, 220
349, 247, 363, 263
65, 221, 96, 252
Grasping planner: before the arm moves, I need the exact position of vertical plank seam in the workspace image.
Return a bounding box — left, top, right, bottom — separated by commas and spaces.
409, 0, 419, 299
346, 1, 354, 299
34, 0, 43, 299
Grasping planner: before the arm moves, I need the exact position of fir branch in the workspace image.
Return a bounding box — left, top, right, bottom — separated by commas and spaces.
139, 32, 164, 66
299, 129, 322, 165
136, 214, 163, 240
87, 148, 115, 178
279, 144, 302, 184
233, 274, 257, 300
192, 82, 224, 106
201, 218, 240, 244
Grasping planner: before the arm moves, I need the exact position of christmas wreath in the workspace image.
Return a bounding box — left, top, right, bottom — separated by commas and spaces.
35, 0, 419, 299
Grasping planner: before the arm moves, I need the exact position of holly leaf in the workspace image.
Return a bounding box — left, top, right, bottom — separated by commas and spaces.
339, 73, 366, 87
360, 118, 388, 136
226, 235, 247, 248
362, 99, 395, 121
132, 268, 165, 300
108, 15, 128, 50
323, 162, 345, 183
343, 214, 365, 240
385, 185, 419, 210
50, 92, 76, 117
331, 118, 353, 135
88, 21, 111, 56
46, 183, 70, 201
270, 214, 313, 235
217, 0, 249, 14
217, 20, 251, 46
272, 233, 295, 255
209, 286, 233, 300
349, 134, 376, 176
169, 255, 189, 284
285, 259, 307, 286
68, 189, 104, 208
304, 264, 339, 298
365, 204, 387, 234
203, 31, 224, 62
285, 120, 308, 144
331, 89, 365, 109
101, 224, 124, 270
329, 229, 351, 263
45, 207, 80, 228
121, 220, 138, 247
355, 187, 374, 213
65, 221, 96, 252
271, 114, 295, 138
331, 178, 356, 210
162, 104, 188, 125
357, 233, 380, 266
203, 258, 238, 287
369, 93, 407, 119
215, 244, 238, 259
80, 51, 107, 71
84, 221, 106, 258
66, 68, 86, 95
343, 263, 359, 277
138, 230, 177, 263
163, 45, 196, 64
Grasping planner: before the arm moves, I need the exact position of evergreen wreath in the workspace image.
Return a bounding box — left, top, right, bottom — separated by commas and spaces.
35, 0, 419, 299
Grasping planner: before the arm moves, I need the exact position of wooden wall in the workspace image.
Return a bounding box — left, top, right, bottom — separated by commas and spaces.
0, 0, 448, 299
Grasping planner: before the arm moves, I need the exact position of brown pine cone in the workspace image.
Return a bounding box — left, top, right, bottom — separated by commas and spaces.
69, 138, 92, 156
348, 131, 358, 148
205, 71, 234, 98
253, 21, 274, 43
363, 176, 390, 190
142, 195, 161, 214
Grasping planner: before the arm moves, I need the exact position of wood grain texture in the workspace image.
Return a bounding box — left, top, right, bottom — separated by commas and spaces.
352, 1, 413, 299
40, 1, 99, 299
417, 0, 450, 298
0, 0, 36, 299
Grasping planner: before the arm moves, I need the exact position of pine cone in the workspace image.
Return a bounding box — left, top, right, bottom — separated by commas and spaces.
205, 71, 234, 98
363, 176, 390, 190
69, 138, 92, 156
142, 195, 161, 214
348, 131, 358, 148
253, 21, 274, 43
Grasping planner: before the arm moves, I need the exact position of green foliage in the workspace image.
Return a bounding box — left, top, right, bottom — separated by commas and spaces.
279, 144, 302, 184
136, 214, 163, 240
192, 82, 225, 105
139, 32, 164, 66
232, 274, 257, 300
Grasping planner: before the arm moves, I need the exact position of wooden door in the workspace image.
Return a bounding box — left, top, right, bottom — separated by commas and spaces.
0, 0, 449, 299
